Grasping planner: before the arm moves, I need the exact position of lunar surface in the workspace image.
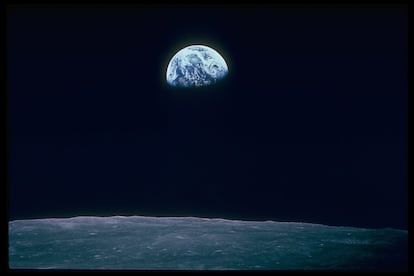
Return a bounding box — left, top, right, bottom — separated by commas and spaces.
166, 45, 228, 87
9, 216, 407, 271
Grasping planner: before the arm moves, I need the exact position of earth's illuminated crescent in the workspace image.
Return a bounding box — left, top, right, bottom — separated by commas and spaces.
166, 45, 228, 88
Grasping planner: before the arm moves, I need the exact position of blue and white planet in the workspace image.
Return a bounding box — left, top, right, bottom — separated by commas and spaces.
166, 45, 229, 88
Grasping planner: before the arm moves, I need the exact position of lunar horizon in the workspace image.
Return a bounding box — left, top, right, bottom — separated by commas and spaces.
9, 215, 408, 271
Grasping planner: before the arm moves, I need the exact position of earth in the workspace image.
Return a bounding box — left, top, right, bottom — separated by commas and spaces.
166, 45, 228, 88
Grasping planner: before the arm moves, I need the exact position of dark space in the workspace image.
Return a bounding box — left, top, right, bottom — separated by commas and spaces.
7, 5, 407, 229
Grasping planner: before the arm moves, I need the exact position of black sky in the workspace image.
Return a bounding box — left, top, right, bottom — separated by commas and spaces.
7, 5, 408, 229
